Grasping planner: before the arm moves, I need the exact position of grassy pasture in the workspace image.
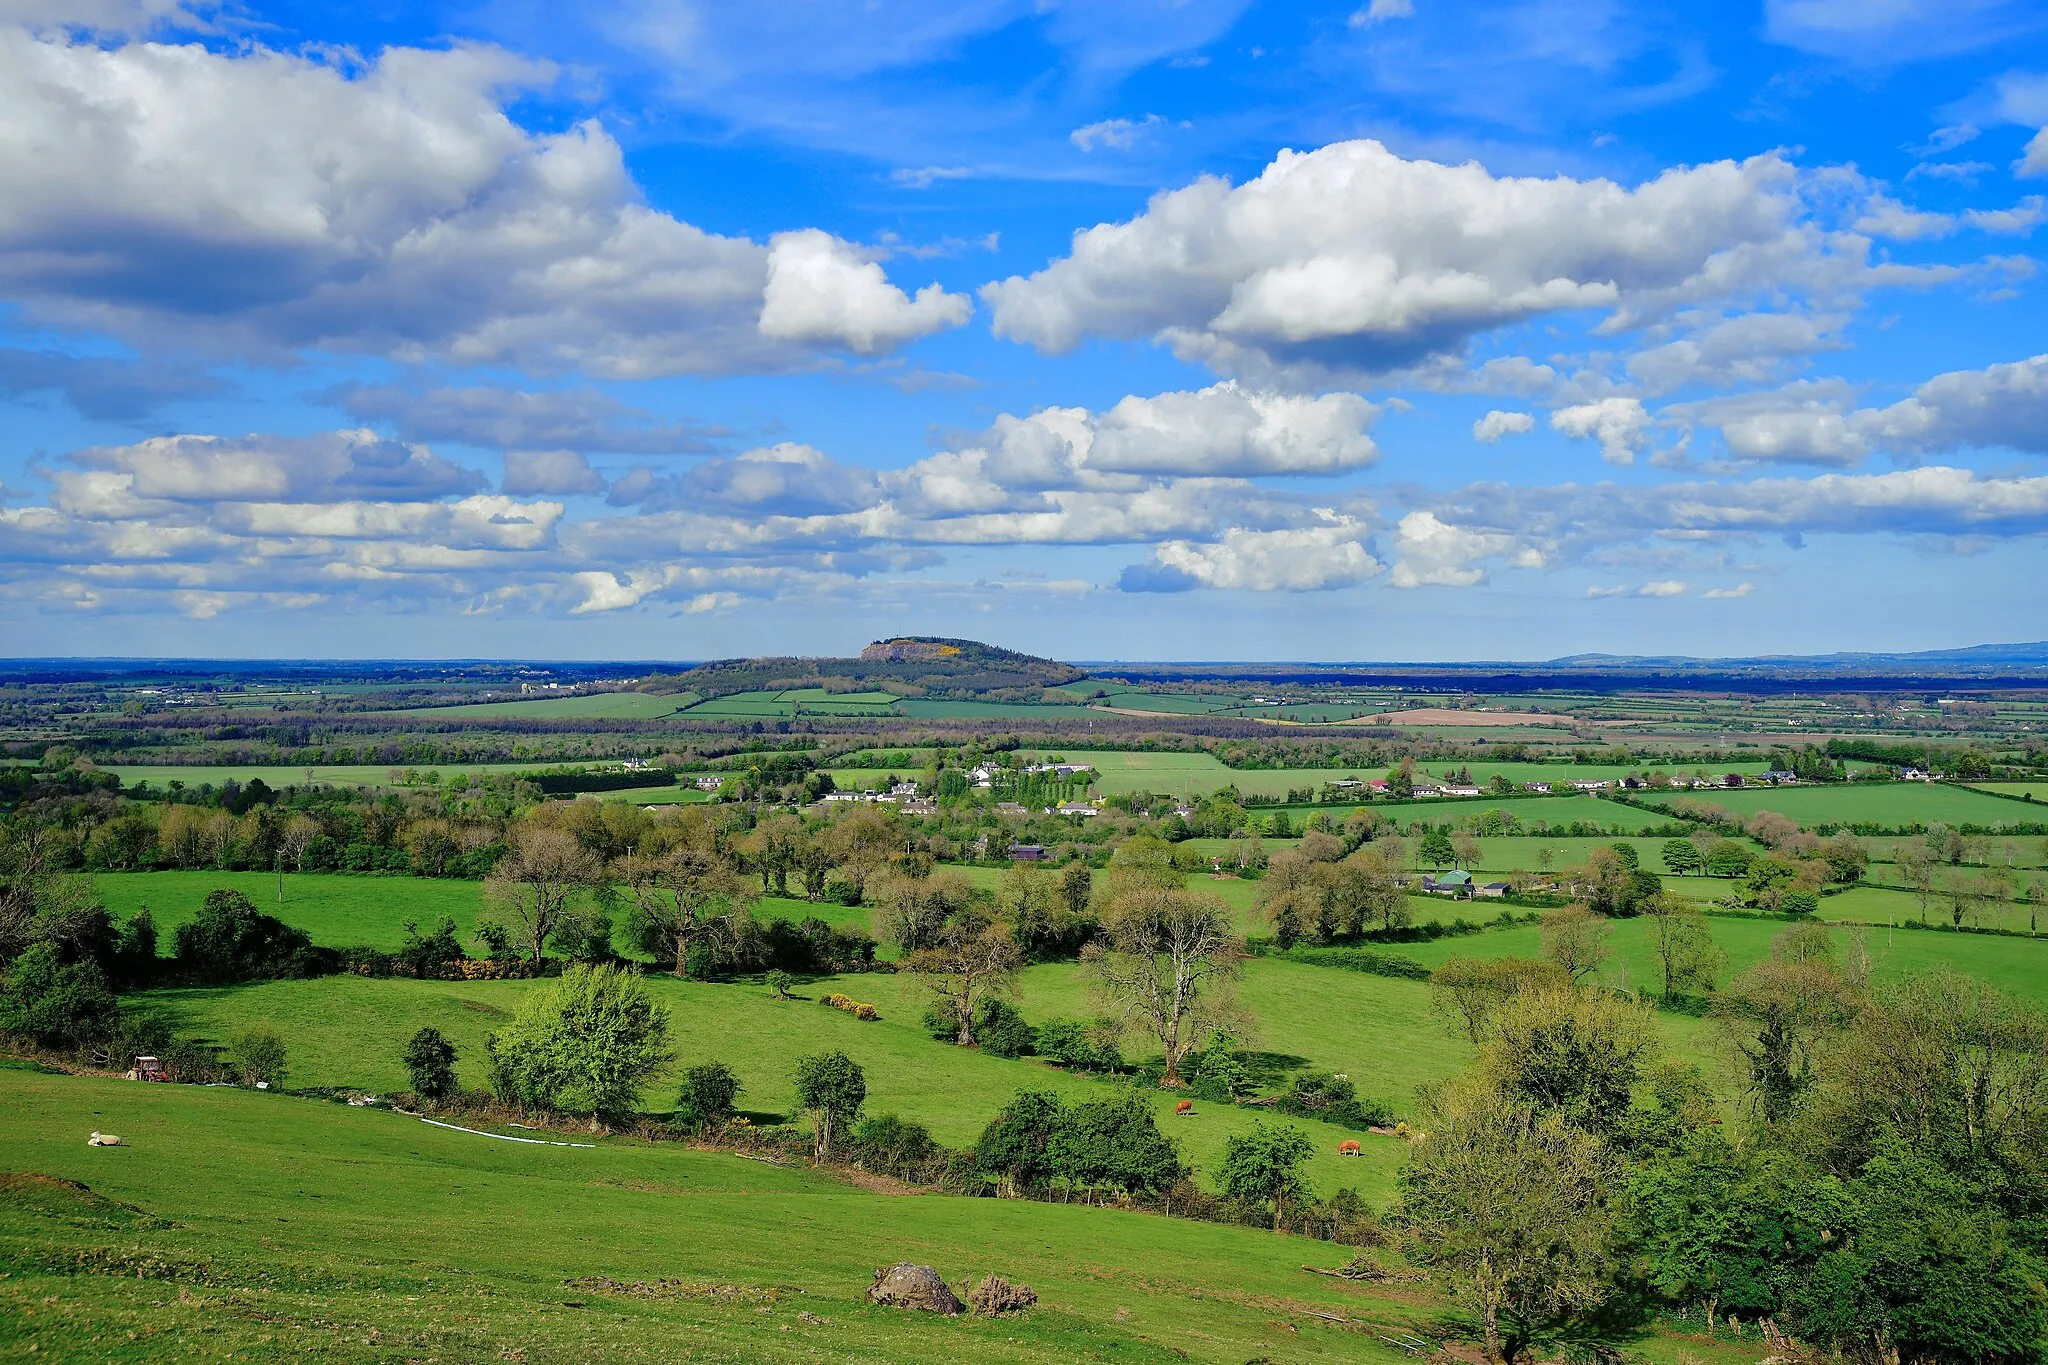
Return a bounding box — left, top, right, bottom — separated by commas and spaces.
1397, 911, 2048, 1011
1969, 782, 2048, 802
0, 1067, 1457, 1365
95, 871, 490, 951
133, 966, 1402, 1204
1644, 782, 2037, 827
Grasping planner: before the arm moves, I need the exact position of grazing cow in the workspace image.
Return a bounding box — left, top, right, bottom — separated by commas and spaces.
1174, 1099, 1194, 1116
1337, 1140, 1361, 1157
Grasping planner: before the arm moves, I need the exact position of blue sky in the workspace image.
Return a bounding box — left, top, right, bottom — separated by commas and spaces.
1, 0, 2045, 661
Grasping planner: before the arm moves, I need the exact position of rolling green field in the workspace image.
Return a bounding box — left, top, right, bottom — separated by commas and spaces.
393, 692, 696, 720
1398, 910, 2048, 1011
95, 871, 493, 950
0, 1067, 1459, 1365
133, 964, 1404, 1203
1970, 782, 2048, 801
1643, 782, 2037, 827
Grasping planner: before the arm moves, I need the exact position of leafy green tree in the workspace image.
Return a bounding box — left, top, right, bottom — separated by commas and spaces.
904, 909, 1022, 1046
1793, 1141, 2048, 1363
0, 941, 117, 1047
1428, 956, 1571, 1045
1539, 906, 1611, 983
793, 1050, 866, 1158
1704, 839, 1753, 879
1800, 969, 2048, 1187
396, 917, 466, 978
1712, 930, 1858, 1125
1625, 1136, 1856, 1329
674, 1061, 742, 1133
1085, 881, 1244, 1087
401, 1026, 458, 1099
1420, 830, 1457, 869
230, 1026, 288, 1089
1218, 1121, 1317, 1231
1481, 987, 1656, 1140
976, 1089, 1066, 1196
1647, 900, 1725, 1001
623, 847, 747, 977
765, 968, 793, 999
1047, 1089, 1185, 1197
488, 963, 673, 1120
1396, 1082, 1616, 1364
172, 889, 316, 984
1660, 839, 1702, 876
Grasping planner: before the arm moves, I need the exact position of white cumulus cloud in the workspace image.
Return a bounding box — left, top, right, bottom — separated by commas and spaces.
0, 33, 956, 376
1389, 510, 1537, 587
1137, 519, 1384, 591
984, 140, 1841, 383
757, 228, 971, 354
1551, 398, 1651, 465
1473, 410, 1535, 442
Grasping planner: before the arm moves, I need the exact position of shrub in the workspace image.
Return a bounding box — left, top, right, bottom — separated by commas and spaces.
172, 890, 323, 984
824, 877, 862, 907
548, 904, 616, 963
1034, 1017, 1121, 1072
974, 1000, 1035, 1058
674, 1061, 741, 1132
230, 1026, 288, 1089
0, 942, 118, 1049
164, 1035, 227, 1084
850, 1113, 940, 1178
793, 1051, 866, 1158
1277, 1071, 1393, 1129
396, 918, 467, 979
1781, 890, 1820, 916
766, 969, 793, 999
1187, 1049, 1250, 1102
400, 1026, 459, 1100
1048, 1089, 1186, 1196
852, 1003, 878, 1021
487, 963, 674, 1119
976, 1090, 1065, 1193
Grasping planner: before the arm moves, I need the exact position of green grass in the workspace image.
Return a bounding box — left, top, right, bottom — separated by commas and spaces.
391, 692, 694, 720
0, 1067, 1448, 1364
94, 871, 491, 951
1398, 912, 2048, 1011
600, 785, 715, 805
132, 966, 1401, 1205
1378, 795, 1678, 832
1644, 782, 2038, 828
1969, 782, 2048, 802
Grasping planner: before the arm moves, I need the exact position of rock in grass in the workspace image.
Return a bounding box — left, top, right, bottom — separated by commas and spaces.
966, 1274, 1036, 1316
866, 1263, 962, 1314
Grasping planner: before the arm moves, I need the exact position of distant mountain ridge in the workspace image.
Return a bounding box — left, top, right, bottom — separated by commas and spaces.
643, 637, 1086, 700
1537, 642, 2048, 670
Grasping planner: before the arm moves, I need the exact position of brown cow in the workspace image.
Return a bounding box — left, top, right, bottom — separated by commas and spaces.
1174, 1099, 1194, 1116
1337, 1139, 1362, 1157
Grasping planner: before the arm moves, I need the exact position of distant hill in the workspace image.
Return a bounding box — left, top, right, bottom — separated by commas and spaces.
642, 637, 1086, 700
